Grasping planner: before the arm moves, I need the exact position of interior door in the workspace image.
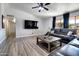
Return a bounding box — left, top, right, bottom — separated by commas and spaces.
4, 16, 16, 38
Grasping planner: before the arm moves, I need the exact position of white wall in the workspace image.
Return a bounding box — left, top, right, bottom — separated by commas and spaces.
5, 6, 45, 38
2, 3, 79, 39
40, 17, 52, 33
3, 4, 53, 38
0, 3, 2, 29
0, 3, 6, 44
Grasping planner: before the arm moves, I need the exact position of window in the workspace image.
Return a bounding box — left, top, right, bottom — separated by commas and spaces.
69, 16, 79, 34
76, 16, 79, 25
69, 16, 76, 29
76, 16, 79, 35
55, 18, 63, 29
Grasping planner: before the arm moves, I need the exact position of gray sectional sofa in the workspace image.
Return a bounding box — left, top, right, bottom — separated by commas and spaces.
50, 28, 76, 43
49, 38, 79, 56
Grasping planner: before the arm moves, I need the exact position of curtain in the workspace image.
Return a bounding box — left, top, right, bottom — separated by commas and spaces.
63, 13, 69, 28
52, 17, 56, 30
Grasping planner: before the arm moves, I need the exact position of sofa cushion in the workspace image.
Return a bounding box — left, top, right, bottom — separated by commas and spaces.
49, 45, 79, 56
50, 28, 76, 44
58, 45, 79, 56
61, 32, 67, 35
60, 29, 69, 34
69, 38, 79, 46
54, 29, 61, 34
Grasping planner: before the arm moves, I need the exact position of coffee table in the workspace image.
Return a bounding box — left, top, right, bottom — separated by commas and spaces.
37, 35, 61, 52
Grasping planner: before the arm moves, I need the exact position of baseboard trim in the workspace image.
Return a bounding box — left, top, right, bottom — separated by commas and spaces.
16, 34, 43, 38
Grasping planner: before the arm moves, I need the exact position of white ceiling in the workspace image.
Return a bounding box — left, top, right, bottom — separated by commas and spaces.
9, 3, 79, 17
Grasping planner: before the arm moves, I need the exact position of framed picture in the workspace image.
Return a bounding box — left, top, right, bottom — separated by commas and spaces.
2, 15, 4, 28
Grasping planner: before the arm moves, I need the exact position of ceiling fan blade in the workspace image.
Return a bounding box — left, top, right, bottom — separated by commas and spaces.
45, 3, 50, 5
40, 3, 43, 6
32, 6, 39, 9
37, 3, 43, 6
43, 7, 49, 11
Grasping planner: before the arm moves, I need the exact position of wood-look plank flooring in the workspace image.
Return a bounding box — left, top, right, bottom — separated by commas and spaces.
0, 36, 49, 56
0, 35, 64, 56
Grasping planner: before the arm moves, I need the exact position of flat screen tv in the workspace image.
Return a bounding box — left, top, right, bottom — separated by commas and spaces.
24, 20, 38, 29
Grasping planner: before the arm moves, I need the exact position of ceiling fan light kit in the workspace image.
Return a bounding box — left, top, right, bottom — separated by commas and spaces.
32, 3, 50, 12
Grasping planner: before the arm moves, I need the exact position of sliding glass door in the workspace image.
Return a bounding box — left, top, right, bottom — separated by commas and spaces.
55, 19, 63, 29
69, 16, 79, 35
75, 16, 79, 35
69, 16, 76, 29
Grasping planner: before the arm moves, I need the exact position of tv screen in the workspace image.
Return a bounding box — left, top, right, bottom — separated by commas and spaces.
24, 20, 38, 29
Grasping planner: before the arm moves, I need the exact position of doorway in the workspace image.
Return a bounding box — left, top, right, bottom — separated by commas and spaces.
3, 15, 16, 38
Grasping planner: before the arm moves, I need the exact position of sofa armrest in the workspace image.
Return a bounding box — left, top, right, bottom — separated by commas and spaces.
69, 38, 79, 47
49, 44, 79, 56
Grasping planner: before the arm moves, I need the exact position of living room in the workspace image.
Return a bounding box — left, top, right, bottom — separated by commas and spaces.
0, 3, 79, 56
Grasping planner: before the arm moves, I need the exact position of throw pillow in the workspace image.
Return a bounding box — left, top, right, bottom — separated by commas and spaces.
50, 30, 54, 34
67, 31, 73, 36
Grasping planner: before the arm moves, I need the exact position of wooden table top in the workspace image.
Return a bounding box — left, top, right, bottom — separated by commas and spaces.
37, 35, 61, 43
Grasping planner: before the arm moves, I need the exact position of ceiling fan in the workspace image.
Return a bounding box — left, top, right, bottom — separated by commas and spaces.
32, 3, 50, 12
